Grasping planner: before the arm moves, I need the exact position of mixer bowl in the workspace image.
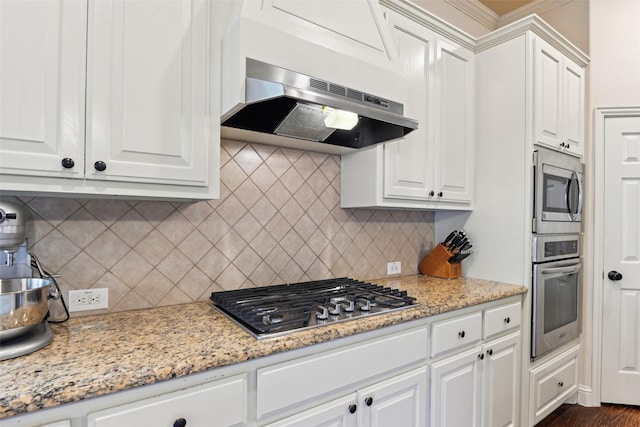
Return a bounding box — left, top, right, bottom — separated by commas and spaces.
0, 278, 51, 341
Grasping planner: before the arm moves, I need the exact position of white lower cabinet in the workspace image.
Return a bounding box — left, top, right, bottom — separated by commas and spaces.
528, 344, 579, 426
430, 299, 522, 427
86, 374, 248, 427
266, 367, 427, 427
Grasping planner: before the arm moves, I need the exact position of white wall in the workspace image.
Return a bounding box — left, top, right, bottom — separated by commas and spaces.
581, 0, 640, 404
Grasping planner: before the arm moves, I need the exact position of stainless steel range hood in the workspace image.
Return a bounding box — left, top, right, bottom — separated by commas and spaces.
220, 0, 418, 154
222, 59, 417, 151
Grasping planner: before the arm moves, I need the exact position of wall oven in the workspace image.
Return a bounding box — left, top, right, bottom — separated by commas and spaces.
531, 234, 581, 360
533, 146, 584, 234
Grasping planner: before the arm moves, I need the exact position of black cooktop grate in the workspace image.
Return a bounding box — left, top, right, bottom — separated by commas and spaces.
210, 278, 417, 338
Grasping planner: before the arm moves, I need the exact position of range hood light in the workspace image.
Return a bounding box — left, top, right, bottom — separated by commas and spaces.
323, 108, 359, 130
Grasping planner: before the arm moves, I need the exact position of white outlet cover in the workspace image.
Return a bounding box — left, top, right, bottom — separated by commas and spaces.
387, 261, 401, 275
68, 288, 109, 312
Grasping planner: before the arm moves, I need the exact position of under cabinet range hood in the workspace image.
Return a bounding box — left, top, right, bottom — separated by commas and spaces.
220, 0, 418, 154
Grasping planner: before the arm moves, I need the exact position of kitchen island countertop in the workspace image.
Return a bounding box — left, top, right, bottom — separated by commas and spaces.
0, 274, 526, 419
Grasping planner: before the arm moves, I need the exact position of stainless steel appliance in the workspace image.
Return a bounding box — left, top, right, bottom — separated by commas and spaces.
533, 146, 584, 234
222, 59, 418, 150
210, 278, 418, 339
0, 201, 64, 360
531, 234, 581, 359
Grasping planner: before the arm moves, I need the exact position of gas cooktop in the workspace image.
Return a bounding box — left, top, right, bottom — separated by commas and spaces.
210, 278, 418, 339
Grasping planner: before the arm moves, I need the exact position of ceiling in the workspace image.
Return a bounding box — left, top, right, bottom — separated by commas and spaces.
478, 0, 536, 15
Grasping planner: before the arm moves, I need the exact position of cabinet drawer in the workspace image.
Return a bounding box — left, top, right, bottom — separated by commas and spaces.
530, 346, 579, 424
484, 302, 521, 339
87, 374, 248, 427
257, 327, 428, 419
431, 311, 482, 357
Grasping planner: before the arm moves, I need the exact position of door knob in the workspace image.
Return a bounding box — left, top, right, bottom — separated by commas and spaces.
608, 271, 623, 281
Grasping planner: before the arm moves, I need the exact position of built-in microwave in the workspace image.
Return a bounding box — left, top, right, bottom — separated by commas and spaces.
533, 146, 584, 234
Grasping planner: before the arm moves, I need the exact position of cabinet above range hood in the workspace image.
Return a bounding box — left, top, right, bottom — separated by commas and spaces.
220, 0, 418, 154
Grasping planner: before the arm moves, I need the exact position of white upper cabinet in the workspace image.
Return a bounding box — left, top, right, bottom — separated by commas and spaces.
341, 7, 474, 210
0, 0, 86, 178
85, 0, 210, 186
534, 37, 584, 156
0, 0, 219, 199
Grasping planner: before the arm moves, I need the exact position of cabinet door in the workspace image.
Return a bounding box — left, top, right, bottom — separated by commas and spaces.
359, 367, 427, 427
0, 0, 86, 178
433, 38, 474, 204
383, 12, 433, 200
265, 394, 358, 427
562, 57, 584, 156
482, 332, 520, 427
534, 38, 563, 151
86, 0, 209, 186
431, 346, 483, 427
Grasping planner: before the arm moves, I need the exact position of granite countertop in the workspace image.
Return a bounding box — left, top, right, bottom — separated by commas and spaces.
0, 275, 526, 419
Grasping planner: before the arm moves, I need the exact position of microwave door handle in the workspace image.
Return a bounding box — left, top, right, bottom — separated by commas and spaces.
567, 171, 583, 217
574, 172, 583, 216
540, 264, 581, 275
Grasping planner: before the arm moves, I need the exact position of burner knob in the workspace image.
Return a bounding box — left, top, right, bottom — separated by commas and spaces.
316, 306, 329, 320
328, 302, 341, 316
358, 299, 371, 311
342, 299, 355, 312
173, 418, 187, 427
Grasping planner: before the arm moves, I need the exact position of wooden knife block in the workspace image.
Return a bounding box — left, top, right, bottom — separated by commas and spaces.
419, 244, 462, 279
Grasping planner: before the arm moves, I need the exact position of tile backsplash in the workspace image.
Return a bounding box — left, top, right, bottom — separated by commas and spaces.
5, 140, 435, 316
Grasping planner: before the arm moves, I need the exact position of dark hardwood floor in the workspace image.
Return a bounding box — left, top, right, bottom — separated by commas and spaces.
536, 403, 640, 427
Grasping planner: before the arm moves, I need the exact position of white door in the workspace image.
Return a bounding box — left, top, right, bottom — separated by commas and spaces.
85, 0, 209, 186
359, 367, 427, 427
431, 346, 482, 427
383, 11, 433, 201
264, 394, 357, 427
433, 38, 474, 203
601, 114, 640, 405
0, 0, 86, 178
482, 332, 520, 427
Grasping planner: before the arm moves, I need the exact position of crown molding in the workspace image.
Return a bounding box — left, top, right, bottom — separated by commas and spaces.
444, 0, 571, 31
498, 0, 570, 26
445, 0, 499, 30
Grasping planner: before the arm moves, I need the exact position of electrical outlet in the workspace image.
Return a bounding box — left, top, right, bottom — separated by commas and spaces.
68, 288, 109, 312
387, 261, 401, 275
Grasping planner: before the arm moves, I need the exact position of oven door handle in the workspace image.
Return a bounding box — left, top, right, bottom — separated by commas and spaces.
540, 264, 581, 275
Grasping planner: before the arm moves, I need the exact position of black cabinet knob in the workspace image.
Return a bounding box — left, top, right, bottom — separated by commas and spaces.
608, 271, 623, 281
365, 397, 373, 406
504, 317, 511, 324
348, 404, 357, 414
487, 349, 493, 356
61, 158, 75, 169
173, 418, 187, 427
94, 161, 107, 172
437, 192, 443, 197
558, 381, 564, 388
429, 191, 435, 197
478, 353, 485, 360
458, 330, 465, 338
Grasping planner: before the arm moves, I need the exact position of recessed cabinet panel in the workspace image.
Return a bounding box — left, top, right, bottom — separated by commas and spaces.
535, 44, 562, 147
86, 0, 209, 185
435, 39, 474, 203
0, 0, 85, 177
383, 19, 432, 200
563, 59, 584, 153
534, 37, 584, 156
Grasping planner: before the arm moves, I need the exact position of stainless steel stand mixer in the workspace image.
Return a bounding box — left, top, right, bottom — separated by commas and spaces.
0, 200, 67, 360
